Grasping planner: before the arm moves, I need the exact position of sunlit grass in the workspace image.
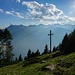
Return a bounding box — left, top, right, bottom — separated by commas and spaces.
0, 52, 75, 75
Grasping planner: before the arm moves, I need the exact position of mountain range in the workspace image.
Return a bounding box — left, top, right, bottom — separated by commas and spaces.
7, 24, 75, 58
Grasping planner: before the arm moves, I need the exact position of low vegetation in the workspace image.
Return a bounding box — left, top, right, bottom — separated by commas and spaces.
0, 52, 75, 75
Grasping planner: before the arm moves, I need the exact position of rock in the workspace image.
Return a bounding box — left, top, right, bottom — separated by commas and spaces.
41, 61, 47, 63
45, 64, 55, 70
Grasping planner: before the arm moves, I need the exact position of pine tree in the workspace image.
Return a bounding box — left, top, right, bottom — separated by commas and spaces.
31, 52, 35, 57
15, 57, 18, 63
0, 28, 14, 66
67, 29, 75, 53
0, 29, 4, 60
27, 49, 31, 58
3, 28, 14, 64
42, 44, 49, 54
52, 46, 56, 52
60, 33, 69, 54
35, 49, 40, 56
18, 54, 22, 61
0, 29, 3, 42
24, 56, 27, 60
58, 29, 75, 54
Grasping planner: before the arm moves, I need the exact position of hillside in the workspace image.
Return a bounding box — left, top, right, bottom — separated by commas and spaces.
0, 52, 75, 75
7, 24, 75, 57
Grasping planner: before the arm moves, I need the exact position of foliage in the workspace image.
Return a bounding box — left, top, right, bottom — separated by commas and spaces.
18, 54, 23, 62
26, 49, 40, 59
35, 49, 40, 56
27, 49, 31, 58
42, 44, 49, 54
56, 29, 75, 54
14, 57, 18, 64
0, 28, 14, 66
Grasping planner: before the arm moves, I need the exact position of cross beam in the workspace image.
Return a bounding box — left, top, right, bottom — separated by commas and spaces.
48, 30, 53, 52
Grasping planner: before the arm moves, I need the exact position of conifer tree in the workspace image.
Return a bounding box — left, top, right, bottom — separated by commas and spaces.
31, 52, 35, 57
52, 46, 56, 52
67, 29, 75, 53
24, 56, 27, 60
0, 28, 14, 65
14, 57, 18, 63
3, 28, 14, 64
18, 54, 22, 61
35, 49, 40, 56
42, 44, 49, 54
58, 30, 75, 54
0, 29, 4, 59
60, 33, 68, 54
27, 49, 31, 58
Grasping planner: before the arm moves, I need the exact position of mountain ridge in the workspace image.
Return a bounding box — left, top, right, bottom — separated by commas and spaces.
7, 24, 75, 57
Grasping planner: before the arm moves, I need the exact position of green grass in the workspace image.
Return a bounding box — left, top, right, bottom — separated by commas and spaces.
0, 52, 75, 75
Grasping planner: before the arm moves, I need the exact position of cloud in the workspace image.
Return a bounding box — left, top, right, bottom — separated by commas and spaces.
15, 12, 24, 19
5, 10, 24, 19
16, 0, 20, 3
58, 16, 75, 25
22, 1, 63, 21
0, 9, 4, 13
5, 11, 14, 15
22, 1, 75, 25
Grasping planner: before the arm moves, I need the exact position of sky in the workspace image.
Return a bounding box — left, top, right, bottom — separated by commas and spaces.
0, 0, 75, 28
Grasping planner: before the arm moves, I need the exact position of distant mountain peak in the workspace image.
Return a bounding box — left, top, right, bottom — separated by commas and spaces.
6, 24, 75, 58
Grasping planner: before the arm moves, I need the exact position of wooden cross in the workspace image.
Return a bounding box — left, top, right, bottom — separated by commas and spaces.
48, 30, 53, 52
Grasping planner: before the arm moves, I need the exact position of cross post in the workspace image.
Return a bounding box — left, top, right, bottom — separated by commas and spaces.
48, 30, 53, 53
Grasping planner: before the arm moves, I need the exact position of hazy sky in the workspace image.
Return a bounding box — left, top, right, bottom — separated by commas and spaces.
0, 0, 75, 28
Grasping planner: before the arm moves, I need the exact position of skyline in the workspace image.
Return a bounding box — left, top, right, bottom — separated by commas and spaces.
0, 0, 75, 28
